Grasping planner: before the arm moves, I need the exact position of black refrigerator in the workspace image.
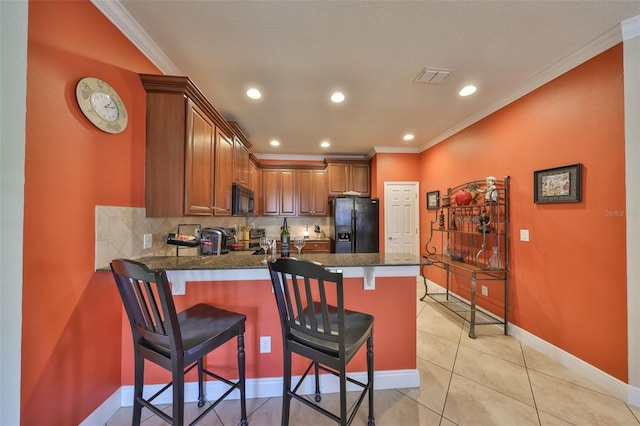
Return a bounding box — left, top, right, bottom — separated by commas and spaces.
331, 197, 379, 253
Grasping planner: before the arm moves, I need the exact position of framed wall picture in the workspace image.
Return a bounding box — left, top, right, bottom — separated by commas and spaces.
427, 190, 440, 210
534, 163, 582, 203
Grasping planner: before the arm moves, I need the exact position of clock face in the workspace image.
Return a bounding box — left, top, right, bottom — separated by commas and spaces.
76, 77, 128, 133
90, 91, 119, 122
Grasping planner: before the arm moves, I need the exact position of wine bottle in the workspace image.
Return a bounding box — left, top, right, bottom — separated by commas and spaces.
280, 218, 290, 257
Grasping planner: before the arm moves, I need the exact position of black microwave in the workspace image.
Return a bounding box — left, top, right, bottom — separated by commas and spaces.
232, 184, 255, 216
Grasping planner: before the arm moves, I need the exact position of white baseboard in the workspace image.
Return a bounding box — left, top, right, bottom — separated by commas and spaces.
423, 277, 640, 407
80, 368, 419, 425
79, 388, 123, 426
509, 325, 640, 405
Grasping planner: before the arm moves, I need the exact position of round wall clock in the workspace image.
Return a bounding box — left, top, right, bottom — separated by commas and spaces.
75, 77, 128, 133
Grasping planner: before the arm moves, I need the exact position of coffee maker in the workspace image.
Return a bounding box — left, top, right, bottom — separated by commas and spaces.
200, 227, 229, 255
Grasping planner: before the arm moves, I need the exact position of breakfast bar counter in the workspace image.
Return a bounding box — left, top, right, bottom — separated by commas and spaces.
132, 251, 425, 271
129, 252, 425, 295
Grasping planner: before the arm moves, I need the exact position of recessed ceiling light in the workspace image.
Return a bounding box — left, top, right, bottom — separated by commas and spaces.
459, 85, 477, 97
320, 141, 330, 148
270, 140, 280, 147
246, 88, 262, 100
330, 92, 345, 103
403, 134, 414, 141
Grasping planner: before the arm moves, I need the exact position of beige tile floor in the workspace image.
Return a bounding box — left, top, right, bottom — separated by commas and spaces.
106, 283, 640, 425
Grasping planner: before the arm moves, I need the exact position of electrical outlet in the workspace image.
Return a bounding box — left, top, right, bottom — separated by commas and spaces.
520, 229, 530, 242
481, 285, 489, 296
260, 336, 271, 353
143, 233, 152, 249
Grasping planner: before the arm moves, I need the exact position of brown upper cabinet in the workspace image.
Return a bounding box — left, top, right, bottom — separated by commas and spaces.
229, 122, 252, 189
326, 159, 371, 197
213, 128, 234, 216
248, 157, 262, 214
297, 169, 329, 216
262, 169, 296, 216
140, 74, 236, 217
184, 100, 215, 215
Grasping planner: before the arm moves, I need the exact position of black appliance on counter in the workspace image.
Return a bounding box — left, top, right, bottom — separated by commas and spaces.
232, 184, 255, 216
248, 228, 265, 249
200, 227, 232, 255
331, 197, 379, 253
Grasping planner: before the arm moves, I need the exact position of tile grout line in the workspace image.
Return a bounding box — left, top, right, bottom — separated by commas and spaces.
515, 340, 543, 424
437, 304, 465, 426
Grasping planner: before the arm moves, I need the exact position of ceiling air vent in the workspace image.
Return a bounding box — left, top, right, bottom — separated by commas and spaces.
414, 68, 452, 84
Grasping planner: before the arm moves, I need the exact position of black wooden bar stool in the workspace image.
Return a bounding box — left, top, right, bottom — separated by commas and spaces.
110, 258, 248, 426
268, 257, 375, 426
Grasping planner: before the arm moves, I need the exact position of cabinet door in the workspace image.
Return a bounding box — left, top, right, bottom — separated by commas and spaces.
248, 160, 261, 214
302, 240, 330, 253
312, 170, 329, 215
298, 169, 328, 216
185, 101, 214, 216
262, 169, 280, 215
327, 163, 349, 195
350, 163, 371, 196
262, 169, 296, 216
279, 169, 296, 216
213, 129, 234, 215
233, 137, 249, 187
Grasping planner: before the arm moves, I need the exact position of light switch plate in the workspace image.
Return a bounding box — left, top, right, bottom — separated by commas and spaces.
260, 336, 271, 353
143, 233, 152, 249
520, 229, 530, 242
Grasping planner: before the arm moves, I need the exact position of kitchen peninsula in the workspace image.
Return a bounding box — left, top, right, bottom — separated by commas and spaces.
110, 252, 425, 396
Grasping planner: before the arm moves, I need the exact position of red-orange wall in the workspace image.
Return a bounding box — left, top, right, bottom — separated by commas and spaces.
419, 45, 627, 381
22, 1, 159, 423
371, 153, 421, 251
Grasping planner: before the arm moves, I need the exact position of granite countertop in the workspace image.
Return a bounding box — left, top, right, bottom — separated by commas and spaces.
100, 252, 426, 272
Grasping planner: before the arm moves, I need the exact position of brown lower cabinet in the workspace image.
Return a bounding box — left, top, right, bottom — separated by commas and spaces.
275, 239, 330, 254
301, 240, 330, 253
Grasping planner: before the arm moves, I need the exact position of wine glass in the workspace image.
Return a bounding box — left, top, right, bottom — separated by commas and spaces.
259, 237, 271, 264
293, 237, 305, 256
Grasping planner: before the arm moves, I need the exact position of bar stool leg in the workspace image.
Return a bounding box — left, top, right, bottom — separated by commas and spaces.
238, 333, 248, 426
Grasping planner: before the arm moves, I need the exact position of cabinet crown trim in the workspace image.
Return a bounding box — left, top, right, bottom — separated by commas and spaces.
140, 74, 233, 136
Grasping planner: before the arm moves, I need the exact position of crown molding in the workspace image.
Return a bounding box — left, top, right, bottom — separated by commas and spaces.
253, 153, 327, 162
622, 15, 640, 41
91, 0, 181, 75
421, 23, 625, 152
372, 146, 420, 154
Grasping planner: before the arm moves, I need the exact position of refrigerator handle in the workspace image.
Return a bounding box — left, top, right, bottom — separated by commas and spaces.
351, 209, 357, 252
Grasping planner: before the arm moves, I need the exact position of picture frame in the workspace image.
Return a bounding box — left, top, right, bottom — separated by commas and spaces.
426, 190, 440, 210
534, 163, 582, 204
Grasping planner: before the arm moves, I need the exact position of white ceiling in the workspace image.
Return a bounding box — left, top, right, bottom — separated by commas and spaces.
98, 1, 640, 157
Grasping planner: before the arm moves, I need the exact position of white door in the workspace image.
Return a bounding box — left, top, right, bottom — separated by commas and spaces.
384, 182, 420, 258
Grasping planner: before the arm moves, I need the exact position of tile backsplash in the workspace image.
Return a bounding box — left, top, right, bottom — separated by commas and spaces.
95, 205, 330, 269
